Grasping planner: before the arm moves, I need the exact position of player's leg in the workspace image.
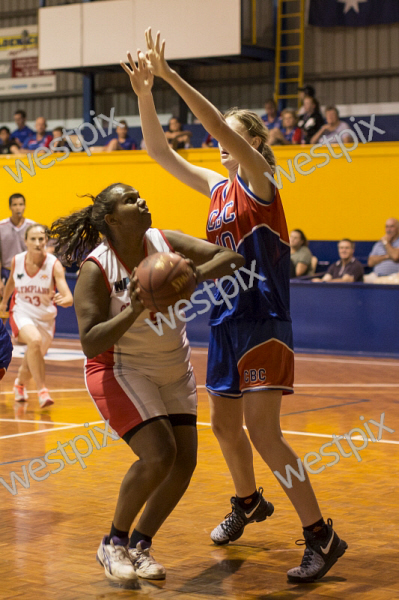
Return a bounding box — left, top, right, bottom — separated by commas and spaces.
244, 389, 347, 583
96, 417, 178, 583
127, 368, 198, 578
206, 323, 273, 545
17, 324, 46, 389
129, 421, 197, 578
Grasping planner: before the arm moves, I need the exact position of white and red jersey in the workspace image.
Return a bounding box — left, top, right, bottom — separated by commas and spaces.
85, 228, 191, 373
11, 251, 57, 322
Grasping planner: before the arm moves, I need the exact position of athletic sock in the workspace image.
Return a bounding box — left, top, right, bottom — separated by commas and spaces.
236, 489, 260, 511
129, 529, 152, 549
106, 523, 129, 545
303, 518, 328, 539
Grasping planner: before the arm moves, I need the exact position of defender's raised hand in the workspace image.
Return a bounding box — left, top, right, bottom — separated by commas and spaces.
120, 50, 154, 97
144, 28, 172, 80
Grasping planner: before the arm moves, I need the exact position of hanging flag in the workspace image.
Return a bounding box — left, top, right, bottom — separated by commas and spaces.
308, 0, 399, 27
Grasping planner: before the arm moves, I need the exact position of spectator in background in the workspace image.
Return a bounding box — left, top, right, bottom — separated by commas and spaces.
51, 126, 70, 152
165, 117, 192, 150
311, 106, 352, 145
367, 218, 399, 278
290, 229, 314, 277
20, 117, 52, 153
297, 85, 316, 117
106, 120, 137, 151
12, 109, 34, 148
297, 97, 324, 144
269, 109, 302, 145
0, 194, 35, 297
261, 98, 281, 130
202, 132, 218, 148
0, 126, 19, 155
312, 239, 364, 282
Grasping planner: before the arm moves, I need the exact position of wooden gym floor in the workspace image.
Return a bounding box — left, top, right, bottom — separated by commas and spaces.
1, 339, 398, 600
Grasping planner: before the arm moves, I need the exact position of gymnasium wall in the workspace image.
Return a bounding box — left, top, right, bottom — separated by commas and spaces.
0, 141, 398, 241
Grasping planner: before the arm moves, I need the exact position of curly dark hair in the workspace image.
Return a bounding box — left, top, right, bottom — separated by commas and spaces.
49, 182, 122, 266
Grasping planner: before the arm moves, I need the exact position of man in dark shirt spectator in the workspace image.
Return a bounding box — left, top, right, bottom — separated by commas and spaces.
297, 85, 315, 117
297, 97, 324, 144
261, 99, 281, 130
313, 239, 364, 282
20, 117, 52, 153
12, 109, 34, 148
0, 127, 19, 155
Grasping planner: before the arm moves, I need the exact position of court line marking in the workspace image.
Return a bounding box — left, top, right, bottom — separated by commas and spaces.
0, 418, 79, 425
0, 421, 104, 441
1, 383, 399, 398
191, 349, 399, 367
197, 384, 399, 388
196, 422, 399, 445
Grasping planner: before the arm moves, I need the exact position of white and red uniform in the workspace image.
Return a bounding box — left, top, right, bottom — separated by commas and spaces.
9, 251, 58, 354
84, 228, 197, 438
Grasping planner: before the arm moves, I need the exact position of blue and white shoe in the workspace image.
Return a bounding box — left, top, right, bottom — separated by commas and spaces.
96, 536, 138, 583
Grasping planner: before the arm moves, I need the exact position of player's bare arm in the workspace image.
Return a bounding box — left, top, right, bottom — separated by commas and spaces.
163, 230, 245, 283
53, 260, 73, 307
75, 261, 144, 359
0, 257, 15, 310
121, 50, 224, 198
144, 29, 274, 203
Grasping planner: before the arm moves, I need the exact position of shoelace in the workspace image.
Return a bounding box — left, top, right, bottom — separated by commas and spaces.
294, 540, 314, 569
221, 505, 245, 535
111, 544, 131, 563
134, 548, 155, 568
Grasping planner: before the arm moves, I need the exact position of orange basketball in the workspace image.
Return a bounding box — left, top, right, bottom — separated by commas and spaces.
136, 252, 197, 313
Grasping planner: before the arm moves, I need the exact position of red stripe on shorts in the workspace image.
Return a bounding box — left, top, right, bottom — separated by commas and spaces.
85, 362, 143, 437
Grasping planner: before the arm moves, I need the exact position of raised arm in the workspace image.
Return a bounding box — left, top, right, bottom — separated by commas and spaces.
74, 261, 144, 359
121, 51, 223, 198
52, 260, 73, 308
144, 29, 274, 203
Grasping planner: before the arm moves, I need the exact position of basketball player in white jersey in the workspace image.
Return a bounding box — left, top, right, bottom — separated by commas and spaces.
50, 182, 244, 584
0, 224, 73, 407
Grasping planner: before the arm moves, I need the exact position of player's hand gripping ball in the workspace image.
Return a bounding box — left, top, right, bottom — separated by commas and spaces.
136, 252, 197, 313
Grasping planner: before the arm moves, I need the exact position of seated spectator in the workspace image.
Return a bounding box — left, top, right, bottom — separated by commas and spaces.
106, 120, 137, 151
269, 109, 302, 145
297, 97, 324, 144
12, 109, 34, 148
311, 106, 352, 145
51, 126, 72, 152
290, 229, 314, 277
367, 218, 399, 277
297, 85, 316, 117
261, 99, 281, 130
202, 132, 218, 148
0, 127, 19, 155
312, 239, 364, 282
165, 117, 192, 150
20, 117, 52, 153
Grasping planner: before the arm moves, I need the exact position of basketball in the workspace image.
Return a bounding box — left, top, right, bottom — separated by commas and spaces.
136, 252, 197, 313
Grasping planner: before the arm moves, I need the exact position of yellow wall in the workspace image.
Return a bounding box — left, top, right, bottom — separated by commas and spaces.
0, 141, 398, 240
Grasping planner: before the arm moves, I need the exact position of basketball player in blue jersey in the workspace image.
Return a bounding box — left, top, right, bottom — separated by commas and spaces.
50, 183, 244, 585
0, 319, 13, 381
120, 30, 347, 584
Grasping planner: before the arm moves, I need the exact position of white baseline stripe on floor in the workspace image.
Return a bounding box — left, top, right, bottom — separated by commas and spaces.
190, 349, 399, 367
0, 418, 79, 425
1, 383, 399, 398
0, 421, 104, 441
197, 422, 399, 445
196, 384, 399, 389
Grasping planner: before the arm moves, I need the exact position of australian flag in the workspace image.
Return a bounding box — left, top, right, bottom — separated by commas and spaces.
309, 0, 399, 27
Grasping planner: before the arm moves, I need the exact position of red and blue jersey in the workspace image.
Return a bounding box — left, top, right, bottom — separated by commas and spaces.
206, 174, 291, 325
